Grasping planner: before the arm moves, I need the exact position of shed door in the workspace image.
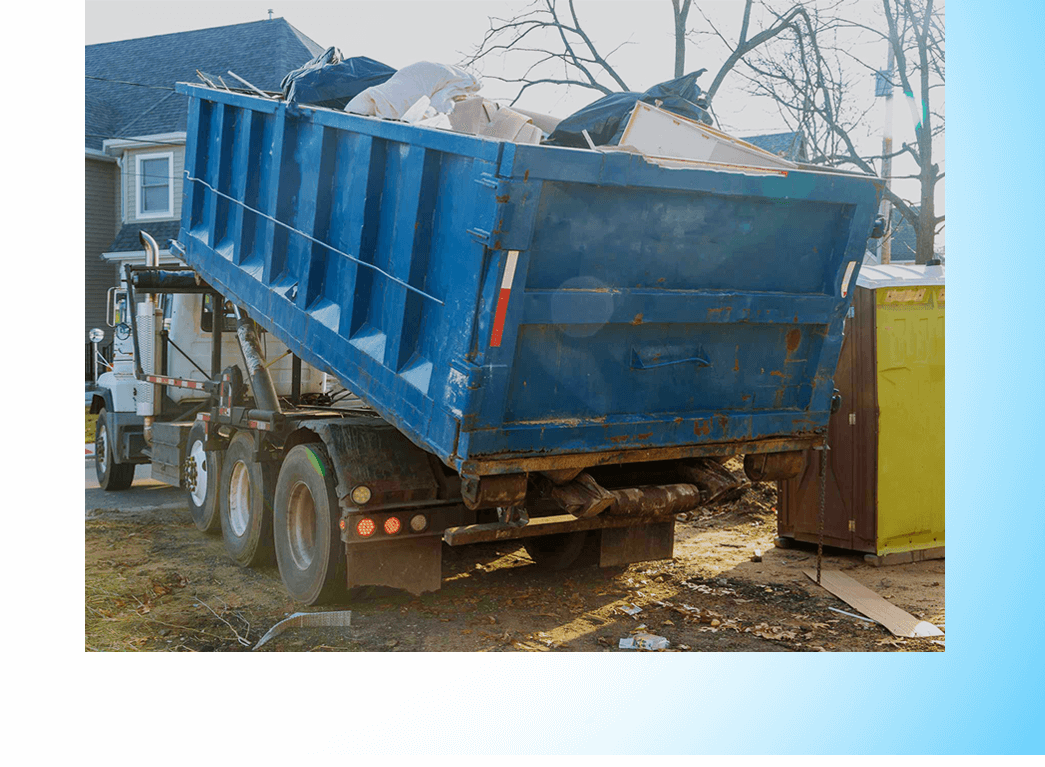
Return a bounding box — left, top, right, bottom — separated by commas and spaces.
777, 307, 859, 549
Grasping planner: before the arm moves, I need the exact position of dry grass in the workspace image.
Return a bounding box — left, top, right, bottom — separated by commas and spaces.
86, 407, 98, 444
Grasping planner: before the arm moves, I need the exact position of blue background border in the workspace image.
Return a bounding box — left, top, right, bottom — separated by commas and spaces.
65, 0, 1044, 757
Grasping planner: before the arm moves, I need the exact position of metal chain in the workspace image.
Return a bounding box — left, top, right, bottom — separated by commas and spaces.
816, 443, 829, 584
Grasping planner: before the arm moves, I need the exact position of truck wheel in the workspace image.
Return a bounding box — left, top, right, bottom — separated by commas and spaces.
219, 432, 276, 567
273, 443, 345, 605
523, 531, 590, 570
95, 408, 135, 491
185, 421, 222, 534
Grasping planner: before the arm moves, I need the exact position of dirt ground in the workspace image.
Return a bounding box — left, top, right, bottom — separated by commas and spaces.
84, 460, 944, 652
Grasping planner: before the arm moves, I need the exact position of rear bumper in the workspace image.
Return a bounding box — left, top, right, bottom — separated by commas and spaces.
456, 433, 821, 476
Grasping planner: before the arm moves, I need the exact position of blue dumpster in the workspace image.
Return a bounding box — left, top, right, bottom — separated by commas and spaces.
175, 83, 881, 476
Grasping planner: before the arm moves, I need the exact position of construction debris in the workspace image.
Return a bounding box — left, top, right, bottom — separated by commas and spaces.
805, 569, 944, 638
345, 61, 480, 120
619, 633, 670, 651
252, 610, 353, 650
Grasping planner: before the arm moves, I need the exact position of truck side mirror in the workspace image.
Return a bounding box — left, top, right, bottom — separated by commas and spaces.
107, 288, 128, 327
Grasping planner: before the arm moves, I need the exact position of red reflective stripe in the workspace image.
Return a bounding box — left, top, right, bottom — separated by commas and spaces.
489, 250, 519, 349
489, 288, 511, 348
147, 375, 206, 390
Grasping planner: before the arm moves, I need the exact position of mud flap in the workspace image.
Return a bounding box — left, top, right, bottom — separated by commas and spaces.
345, 537, 443, 595
599, 521, 675, 568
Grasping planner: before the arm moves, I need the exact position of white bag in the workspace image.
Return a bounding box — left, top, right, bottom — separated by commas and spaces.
345, 61, 481, 119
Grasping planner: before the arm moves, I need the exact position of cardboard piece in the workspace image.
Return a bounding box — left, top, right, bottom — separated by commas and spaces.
804, 569, 944, 638
448, 96, 543, 145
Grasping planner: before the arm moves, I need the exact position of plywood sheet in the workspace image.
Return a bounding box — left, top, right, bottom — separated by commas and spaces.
804, 569, 943, 638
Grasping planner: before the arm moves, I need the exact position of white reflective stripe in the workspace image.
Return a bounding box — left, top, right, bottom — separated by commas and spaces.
148, 375, 205, 390
501, 250, 520, 289
841, 261, 857, 297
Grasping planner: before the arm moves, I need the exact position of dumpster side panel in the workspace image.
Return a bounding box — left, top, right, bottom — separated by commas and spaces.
178, 86, 505, 461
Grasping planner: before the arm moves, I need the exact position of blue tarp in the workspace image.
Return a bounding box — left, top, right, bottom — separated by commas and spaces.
281, 47, 396, 110
546, 69, 712, 148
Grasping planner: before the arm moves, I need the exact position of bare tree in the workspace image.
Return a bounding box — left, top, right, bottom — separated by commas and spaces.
463, 0, 943, 263
462, 0, 814, 116
739, 0, 944, 262
671, 0, 693, 77
462, 0, 636, 103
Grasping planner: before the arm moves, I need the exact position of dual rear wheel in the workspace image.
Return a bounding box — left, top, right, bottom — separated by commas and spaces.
190, 430, 344, 604
272, 444, 345, 605
219, 432, 276, 567
194, 433, 594, 601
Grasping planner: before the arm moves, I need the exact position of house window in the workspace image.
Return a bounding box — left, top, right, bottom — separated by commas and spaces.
135, 151, 174, 219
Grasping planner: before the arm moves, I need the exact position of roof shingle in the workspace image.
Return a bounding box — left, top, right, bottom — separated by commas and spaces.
741, 131, 807, 161
85, 18, 324, 150
108, 221, 183, 254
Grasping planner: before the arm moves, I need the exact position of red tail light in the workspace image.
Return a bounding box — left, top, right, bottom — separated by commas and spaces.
383, 516, 401, 535
356, 517, 376, 537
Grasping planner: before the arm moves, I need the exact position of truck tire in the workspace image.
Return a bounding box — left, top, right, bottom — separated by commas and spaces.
95, 408, 135, 491
219, 432, 276, 567
185, 421, 222, 534
523, 530, 590, 570
273, 443, 345, 605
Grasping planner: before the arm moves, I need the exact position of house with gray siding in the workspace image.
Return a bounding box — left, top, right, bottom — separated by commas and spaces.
84, 17, 324, 365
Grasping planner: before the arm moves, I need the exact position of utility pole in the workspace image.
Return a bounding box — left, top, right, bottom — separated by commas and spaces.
877, 41, 896, 264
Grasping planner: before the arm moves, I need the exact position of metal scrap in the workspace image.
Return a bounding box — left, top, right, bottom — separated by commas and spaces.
252, 610, 353, 650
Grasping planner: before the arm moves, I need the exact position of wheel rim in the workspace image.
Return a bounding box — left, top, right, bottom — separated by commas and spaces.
287, 480, 317, 571
97, 423, 108, 475
188, 439, 208, 506
228, 460, 251, 537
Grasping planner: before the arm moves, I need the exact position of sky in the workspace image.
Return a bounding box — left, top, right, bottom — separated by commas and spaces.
85, 0, 943, 228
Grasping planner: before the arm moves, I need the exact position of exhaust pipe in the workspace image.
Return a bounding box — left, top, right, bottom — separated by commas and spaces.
137, 232, 162, 443
139, 231, 161, 267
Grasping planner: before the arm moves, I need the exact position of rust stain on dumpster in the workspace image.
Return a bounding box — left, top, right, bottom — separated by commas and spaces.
786, 328, 802, 352
609, 432, 654, 444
